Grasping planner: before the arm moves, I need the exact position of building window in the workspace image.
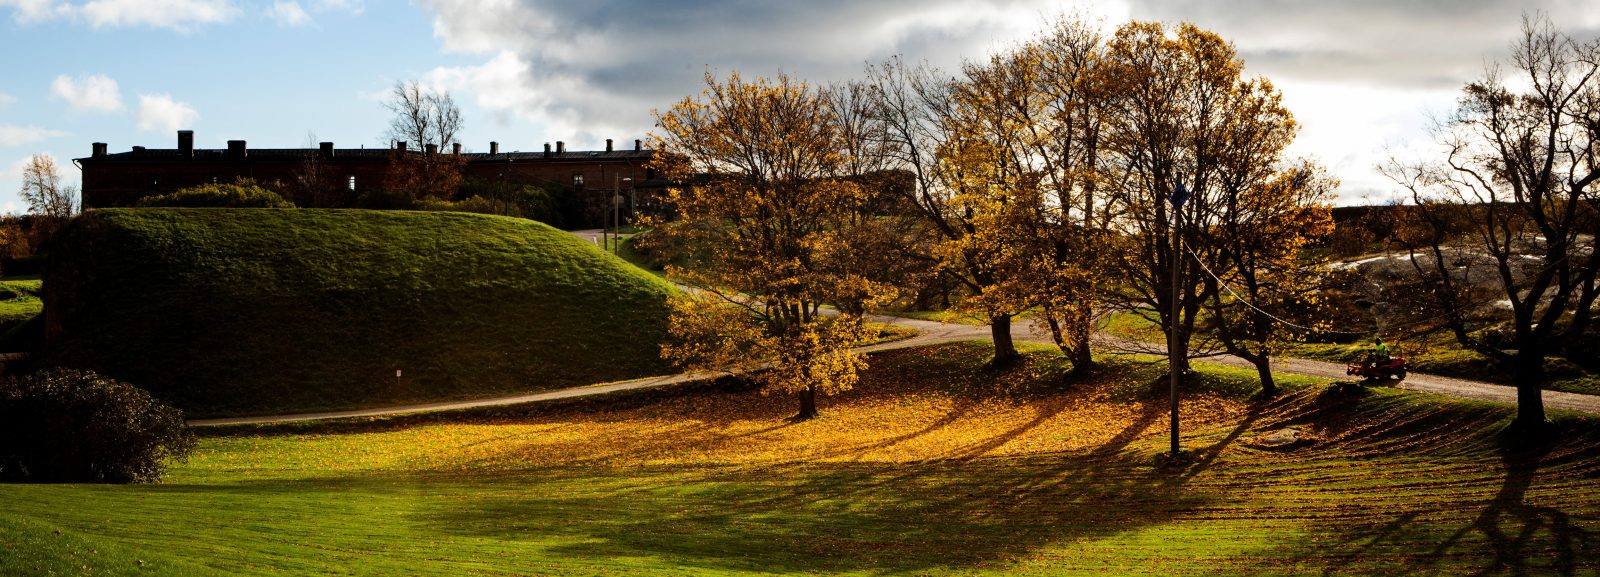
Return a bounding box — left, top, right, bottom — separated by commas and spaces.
348, 175, 356, 191
573, 174, 585, 187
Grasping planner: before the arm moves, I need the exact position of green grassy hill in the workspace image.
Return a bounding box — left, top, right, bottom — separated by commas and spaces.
42, 208, 677, 417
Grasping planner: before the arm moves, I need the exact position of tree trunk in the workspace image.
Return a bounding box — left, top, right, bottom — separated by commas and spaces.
1254, 357, 1277, 397
1045, 313, 1093, 375
1069, 328, 1094, 374
795, 383, 818, 421
990, 313, 1019, 365
1511, 352, 1547, 434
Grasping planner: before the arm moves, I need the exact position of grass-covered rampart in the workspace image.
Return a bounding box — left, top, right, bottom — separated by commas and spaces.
42, 208, 677, 417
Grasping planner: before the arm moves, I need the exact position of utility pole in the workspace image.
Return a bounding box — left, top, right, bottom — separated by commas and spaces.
612, 175, 624, 255
1169, 181, 1188, 457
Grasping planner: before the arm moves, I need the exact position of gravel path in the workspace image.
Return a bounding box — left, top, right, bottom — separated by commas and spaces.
193, 312, 1600, 426
861, 313, 1600, 416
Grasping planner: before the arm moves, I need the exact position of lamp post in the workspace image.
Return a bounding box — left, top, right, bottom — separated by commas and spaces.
611, 176, 632, 255
1169, 180, 1189, 457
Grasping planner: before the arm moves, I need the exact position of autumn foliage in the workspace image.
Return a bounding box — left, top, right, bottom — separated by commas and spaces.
648, 72, 892, 419
649, 18, 1337, 417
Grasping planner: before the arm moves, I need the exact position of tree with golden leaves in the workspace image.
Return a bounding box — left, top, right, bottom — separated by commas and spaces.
993, 18, 1117, 373
862, 55, 1042, 364
647, 72, 892, 420
1095, 21, 1318, 384
1202, 162, 1337, 395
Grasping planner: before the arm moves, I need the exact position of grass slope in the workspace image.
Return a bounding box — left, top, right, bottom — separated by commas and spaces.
3, 341, 1595, 575
0, 276, 41, 331
44, 208, 677, 417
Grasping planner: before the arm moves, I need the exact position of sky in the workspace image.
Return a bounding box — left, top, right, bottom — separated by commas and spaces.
2, 0, 1598, 213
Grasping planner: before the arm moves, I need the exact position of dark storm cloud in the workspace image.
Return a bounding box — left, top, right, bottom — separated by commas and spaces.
1124, 0, 1600, 89
418, 0, 1059, 142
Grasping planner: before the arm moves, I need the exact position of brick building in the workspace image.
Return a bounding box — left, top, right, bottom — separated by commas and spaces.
75, 130, 666, 228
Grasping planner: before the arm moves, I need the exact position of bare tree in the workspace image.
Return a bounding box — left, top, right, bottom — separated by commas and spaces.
384, 80, 462, 151
18, 154, 79, 243
382, 81, 466, 199
1385, 14, 1600, 433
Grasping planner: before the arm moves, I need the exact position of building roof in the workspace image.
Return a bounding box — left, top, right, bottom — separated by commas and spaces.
79, 147, 654, 163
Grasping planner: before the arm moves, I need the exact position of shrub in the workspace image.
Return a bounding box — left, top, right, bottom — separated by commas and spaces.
354, 187, 416, 210
138, 178, 295, 208
415, 195, 520, 217
0, 369, 195, 483
458, 178, 577, 227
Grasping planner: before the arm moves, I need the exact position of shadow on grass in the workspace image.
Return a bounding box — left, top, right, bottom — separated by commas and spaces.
1311, 421, 1600, 576
411, 453, 1216, 574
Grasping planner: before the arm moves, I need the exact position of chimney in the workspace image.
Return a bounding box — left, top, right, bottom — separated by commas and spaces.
132, 146, 146, 153
425, 143, 438, 155
543, 143, 551, 158
635, 139, 642, 152
606, 138, 613, 152
490, 141, 499, 155
227, 140, 247, 158
320, 142, 334, 159
396, 141, 407, 152
92, 142, 107, 157
177, 130, 194, 157
452, 142, 461, 155
556, 141, 566, 154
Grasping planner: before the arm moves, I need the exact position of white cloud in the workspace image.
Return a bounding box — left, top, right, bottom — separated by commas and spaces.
0, 0, 71, 23
0, 125, 69, 148
1276, 79, 1459, 205
2, 0, 237, 31
80, 0, 236, 30
268, 0, 309, 26
311, 0, 360, 14
0, 157, 31, 182
50, 73, 124, 113
262, 0, 360, 28
427, 50, 549, 127
0, 92, 16, 107
136, 94, 199, 134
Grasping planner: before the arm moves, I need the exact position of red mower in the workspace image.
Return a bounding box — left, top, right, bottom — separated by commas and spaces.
1347, 355, 1408, 381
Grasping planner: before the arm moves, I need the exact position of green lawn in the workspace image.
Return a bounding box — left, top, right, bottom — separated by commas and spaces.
0, 276, 41, 330
3, 342, 1595, 576
43, 209, 679, 417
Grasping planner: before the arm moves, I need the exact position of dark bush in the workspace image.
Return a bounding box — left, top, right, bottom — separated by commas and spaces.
138, 178, 295, 208
354, 187, 417, 210
0, 369, 195, 483
415, 195, 518, 216
0, 312, 43, 352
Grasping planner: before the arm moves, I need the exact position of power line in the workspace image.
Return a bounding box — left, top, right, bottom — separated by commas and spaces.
1183, 244, 1370, 336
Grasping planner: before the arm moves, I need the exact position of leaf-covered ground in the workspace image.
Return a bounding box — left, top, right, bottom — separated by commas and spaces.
3, 342, 1597, 576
